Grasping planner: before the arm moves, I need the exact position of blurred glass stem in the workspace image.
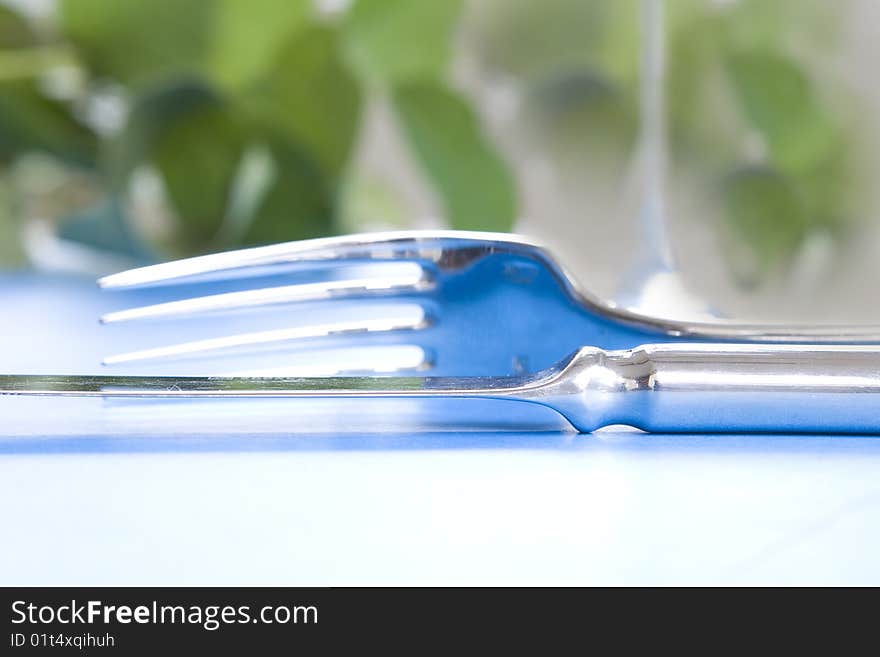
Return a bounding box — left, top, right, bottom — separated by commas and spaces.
637, 0, 671, 268
618, 0, 713, 319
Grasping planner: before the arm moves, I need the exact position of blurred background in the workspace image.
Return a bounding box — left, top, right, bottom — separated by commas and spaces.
1, 0, 878, 321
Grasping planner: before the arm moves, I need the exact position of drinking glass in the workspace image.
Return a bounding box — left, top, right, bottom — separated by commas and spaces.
460, 0, 880, 322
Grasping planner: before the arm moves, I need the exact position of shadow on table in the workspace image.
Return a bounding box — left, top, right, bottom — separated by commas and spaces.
1, 396, 879, 455
3, 432, 880, 456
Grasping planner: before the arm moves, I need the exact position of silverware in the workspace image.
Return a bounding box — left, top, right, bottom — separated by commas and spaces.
2, 343, 879, 433
95, 231, 880, 376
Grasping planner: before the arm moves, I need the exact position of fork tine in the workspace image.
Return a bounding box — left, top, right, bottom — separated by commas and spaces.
102, 307, 429, 365
100, 266, 432, 323
97, 230, 523, 290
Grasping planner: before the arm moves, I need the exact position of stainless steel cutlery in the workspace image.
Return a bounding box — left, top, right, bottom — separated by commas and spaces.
3, 231, 880, 433
3, 343, 879, 433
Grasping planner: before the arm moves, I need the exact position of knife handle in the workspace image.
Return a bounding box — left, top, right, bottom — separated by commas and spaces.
539, 344, 880, 433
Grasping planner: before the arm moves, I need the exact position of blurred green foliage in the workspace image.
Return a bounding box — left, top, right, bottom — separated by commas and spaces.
394, 81, 516, 232
0, 0, 515, 264
0, 0, 866, 285
343, 0, 462, 83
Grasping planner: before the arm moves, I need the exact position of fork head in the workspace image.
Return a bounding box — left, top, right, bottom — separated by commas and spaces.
97, 231, 665, 377
98, 230, 880, 377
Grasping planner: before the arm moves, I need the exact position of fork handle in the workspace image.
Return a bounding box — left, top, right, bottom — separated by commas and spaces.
544, 344, 880, 433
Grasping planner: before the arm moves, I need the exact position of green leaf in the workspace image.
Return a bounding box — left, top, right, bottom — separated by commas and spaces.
338, 172, 409, 233
722, 166, 808, 276
0, 176, 25, 266
796, 141, 855, 232
0, 216, 24, 266
152, 98, 248, 253
344, 0, 462, 83
524, 69, 636, 165
726, 50, 836, 173
57, 198, 154, 261
249, 25, 362, 178
108, 80, 218, 186
468, 0, 613, 79
59, 0, 213, 86
393, 81, 516, 231
0, 5, 39, 48
242, 140, 334, 245
207, 0, 311, 89
0, 80, 97, 166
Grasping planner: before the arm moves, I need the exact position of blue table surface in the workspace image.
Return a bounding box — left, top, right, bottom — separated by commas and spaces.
1, 272, 879, 585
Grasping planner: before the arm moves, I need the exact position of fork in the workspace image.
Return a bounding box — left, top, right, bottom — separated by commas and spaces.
95, 231, 880, 377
